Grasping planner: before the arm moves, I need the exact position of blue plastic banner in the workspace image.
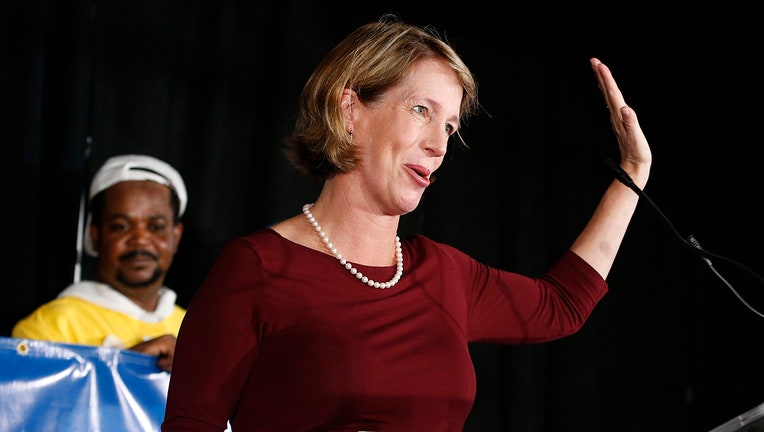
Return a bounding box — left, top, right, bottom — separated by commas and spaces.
0, 336, 169, 432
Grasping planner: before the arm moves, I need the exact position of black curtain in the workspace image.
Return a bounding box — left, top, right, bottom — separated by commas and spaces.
4, 1, 764, 431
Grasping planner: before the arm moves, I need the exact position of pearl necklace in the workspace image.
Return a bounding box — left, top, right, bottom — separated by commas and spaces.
302, 203, 403, 289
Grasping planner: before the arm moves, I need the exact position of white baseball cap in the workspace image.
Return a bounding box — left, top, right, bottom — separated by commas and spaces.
83, 154, 187, 257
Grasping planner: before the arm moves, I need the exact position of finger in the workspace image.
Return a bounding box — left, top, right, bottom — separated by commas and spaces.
590, 57, 606, 98
156, 355, 173, 372
594, 60, 627, 112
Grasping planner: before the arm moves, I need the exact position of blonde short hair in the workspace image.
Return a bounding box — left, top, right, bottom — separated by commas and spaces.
284, 14, 479, 181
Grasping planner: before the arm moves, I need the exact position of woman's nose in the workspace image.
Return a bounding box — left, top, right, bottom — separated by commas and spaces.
423, 128, 448, 157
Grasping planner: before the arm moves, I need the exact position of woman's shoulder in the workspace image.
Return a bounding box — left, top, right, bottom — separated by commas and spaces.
226, 226, 291, 253
223, 224, 322, 264
404, 233, 471, 261
405, 233, 456, 250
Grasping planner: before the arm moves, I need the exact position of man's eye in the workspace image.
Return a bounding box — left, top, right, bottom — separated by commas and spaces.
150, 223, 168, 233
412, 105, 426, 115
108, 223, 128, 233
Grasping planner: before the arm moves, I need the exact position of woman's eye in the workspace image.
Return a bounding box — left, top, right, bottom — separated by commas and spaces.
412, 105, 426, 115
445, 124, 455, 135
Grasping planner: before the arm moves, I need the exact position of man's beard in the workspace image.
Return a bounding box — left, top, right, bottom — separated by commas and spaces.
117, 267, 164, 288
117, 250, 164, 288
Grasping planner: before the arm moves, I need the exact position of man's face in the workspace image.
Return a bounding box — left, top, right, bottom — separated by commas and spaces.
90, 181, 183, 295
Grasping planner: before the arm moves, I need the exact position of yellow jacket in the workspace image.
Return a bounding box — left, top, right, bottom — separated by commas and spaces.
12, 281, 186, 349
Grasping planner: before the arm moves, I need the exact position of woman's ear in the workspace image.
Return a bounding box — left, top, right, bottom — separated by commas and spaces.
341, 88, 356, 134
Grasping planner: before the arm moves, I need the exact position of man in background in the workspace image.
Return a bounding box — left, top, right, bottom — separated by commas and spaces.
13, 154, 188, 371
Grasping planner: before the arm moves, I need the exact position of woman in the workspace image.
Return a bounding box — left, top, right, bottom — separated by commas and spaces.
163, 14, 650, 431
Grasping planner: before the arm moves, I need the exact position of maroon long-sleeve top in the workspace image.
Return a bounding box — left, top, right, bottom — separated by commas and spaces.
163, 228, 607, 431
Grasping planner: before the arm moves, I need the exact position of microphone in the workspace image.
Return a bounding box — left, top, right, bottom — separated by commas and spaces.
604, 158, 764, 318
687, 234, 713, 267
604, 158, 693, 254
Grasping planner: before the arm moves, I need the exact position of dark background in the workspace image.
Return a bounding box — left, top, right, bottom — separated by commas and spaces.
3, 1, 763, 431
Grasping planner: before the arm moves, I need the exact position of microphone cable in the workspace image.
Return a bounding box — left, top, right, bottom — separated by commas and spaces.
605, 158, 764, 319
74, 137, 92, 284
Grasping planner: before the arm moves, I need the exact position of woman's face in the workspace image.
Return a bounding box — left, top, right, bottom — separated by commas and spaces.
350, 57, 462, 216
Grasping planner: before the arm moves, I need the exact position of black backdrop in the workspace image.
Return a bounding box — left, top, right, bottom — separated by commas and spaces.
4, 1, 764, 431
